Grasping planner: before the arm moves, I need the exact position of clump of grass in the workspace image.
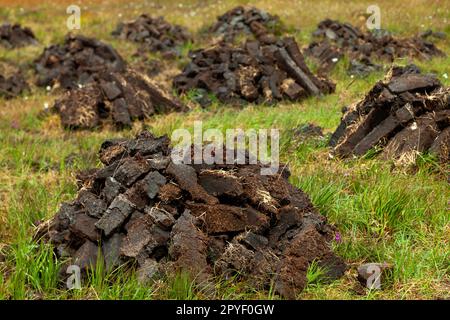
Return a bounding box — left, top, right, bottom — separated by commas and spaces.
306, 260, 327, 287
3, 241, 61, 299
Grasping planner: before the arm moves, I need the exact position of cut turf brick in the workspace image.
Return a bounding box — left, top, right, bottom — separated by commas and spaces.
95, 194, 135, 236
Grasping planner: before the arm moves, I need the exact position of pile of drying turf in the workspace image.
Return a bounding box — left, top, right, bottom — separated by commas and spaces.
0, 73, 28, 99
53, 68, 186, 129
330, 65, 450, 164
306, 19, 445, 75
34, 34, 126, 89
173, 37, 335, 105
112, 15, 191, 57
0, 23, 38, 48
36, 131, 346, 299
210, 6, 285, 43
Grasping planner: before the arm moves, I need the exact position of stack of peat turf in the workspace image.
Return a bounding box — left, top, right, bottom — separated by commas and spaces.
330, 65, 449, 164
37, 131, 347, 299
174, 37, 335, 105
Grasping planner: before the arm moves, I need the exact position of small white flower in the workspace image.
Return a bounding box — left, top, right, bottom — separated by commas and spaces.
331, 57, 338, 63
44, 102, 49, 110
443, 73, 448, 79
46, 85, 51, 91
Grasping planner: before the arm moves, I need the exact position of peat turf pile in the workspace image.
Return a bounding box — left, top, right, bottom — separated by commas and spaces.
210, 6, 285, 43
0, 64, 28, 99
173, 37, 335, 105
306, 19, 445, 75
112, 15, 191, 57
37, 131, 346, 298
53, 68, 185, 129
330, 65, 450, 163
0, 23, 38, 48
34, 34, 126, 89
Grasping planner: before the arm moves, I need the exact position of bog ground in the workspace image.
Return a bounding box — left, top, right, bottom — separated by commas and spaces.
0, 0, 449, 299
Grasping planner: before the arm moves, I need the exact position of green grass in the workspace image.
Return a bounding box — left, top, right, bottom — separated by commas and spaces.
0, 0, 449, 300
